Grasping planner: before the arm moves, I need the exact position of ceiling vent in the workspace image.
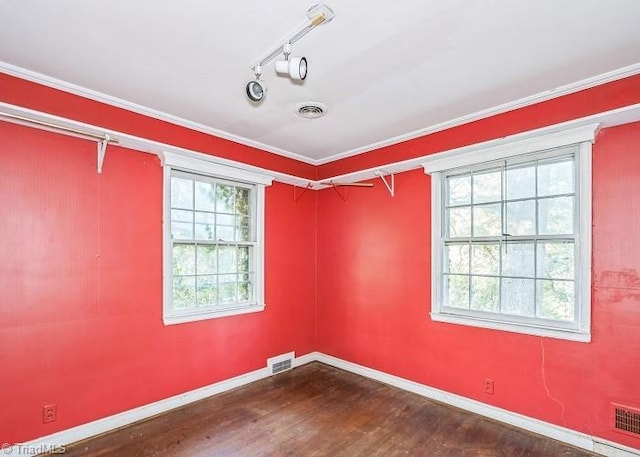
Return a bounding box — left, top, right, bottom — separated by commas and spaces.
296, 102, 326, 119
612, 403, 640, 437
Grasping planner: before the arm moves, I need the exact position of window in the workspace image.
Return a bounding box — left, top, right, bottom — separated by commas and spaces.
424, 125, 596, 341
161, 151, 272, 325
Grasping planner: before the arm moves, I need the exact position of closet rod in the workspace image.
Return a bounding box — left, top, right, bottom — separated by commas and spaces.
0, 111, 118, 143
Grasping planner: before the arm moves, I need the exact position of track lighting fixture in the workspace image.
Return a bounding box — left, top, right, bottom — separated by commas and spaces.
246, 3, 334, 103
246, 65, 267, 103
245, 79, 267, 102
275, 43, 308, 81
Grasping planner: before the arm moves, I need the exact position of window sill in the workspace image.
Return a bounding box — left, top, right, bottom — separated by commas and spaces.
430, 312, 591, 343
164, 303, 265, 326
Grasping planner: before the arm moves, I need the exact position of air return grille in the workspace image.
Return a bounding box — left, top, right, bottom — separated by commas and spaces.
612, 403, 640, 437
267, 352, 295, 375
272, 359, 292, 374
295, 102, 326, 119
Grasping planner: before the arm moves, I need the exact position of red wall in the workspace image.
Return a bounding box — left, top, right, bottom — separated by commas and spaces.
2, 72, 640, 450
0, 73, 317, 181
316, 122, 640, 449
317, 74, 640, 180
0, 122, 317, 444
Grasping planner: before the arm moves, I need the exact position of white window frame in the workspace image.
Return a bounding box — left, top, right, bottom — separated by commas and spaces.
160, 150, 273, 325
423, 124, 598, 342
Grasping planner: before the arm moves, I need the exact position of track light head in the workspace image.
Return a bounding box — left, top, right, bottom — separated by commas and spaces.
246, 79, 267, 102
275, 56, 308, 81
290, 56, 308, 80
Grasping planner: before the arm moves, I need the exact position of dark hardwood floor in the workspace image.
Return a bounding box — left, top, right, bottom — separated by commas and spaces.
52, 363, 595, 456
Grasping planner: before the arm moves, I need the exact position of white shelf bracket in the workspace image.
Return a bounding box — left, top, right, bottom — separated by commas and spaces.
375, 171, 395, 197
97, 134, 110, 174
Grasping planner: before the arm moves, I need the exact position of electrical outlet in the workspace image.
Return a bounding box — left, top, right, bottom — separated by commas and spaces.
483, 379, 495, 395
43, 404, 57, 423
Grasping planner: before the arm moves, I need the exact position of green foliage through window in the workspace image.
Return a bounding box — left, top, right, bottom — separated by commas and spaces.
443, 154, 576, 323
170, 172, 255, 311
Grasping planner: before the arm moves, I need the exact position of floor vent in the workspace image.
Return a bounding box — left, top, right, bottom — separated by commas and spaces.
272, 359, 292, 374
267, 352, 295, 375
612, 403, 640, 437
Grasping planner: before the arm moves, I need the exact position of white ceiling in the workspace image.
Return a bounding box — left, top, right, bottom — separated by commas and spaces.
1, 1, 639, 164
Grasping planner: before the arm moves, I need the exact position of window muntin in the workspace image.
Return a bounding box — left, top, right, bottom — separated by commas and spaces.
166, 170, 261, 322
440, 148, 582, 331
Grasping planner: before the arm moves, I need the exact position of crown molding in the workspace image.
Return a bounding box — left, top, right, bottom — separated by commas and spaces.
319, 103, 640, 186
0, 61, 317, 165
2, 61, 639, 167
316, 62, 640, 165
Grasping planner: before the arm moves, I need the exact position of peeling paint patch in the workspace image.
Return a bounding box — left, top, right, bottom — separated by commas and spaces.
596, 270, 640, 290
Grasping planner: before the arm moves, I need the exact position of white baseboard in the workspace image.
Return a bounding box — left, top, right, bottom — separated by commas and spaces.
594, 439, 640, 457
8, 351, 639, 457
293, 351, 319, 367
6, 353, 318, 456
313, 353, 640, 457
